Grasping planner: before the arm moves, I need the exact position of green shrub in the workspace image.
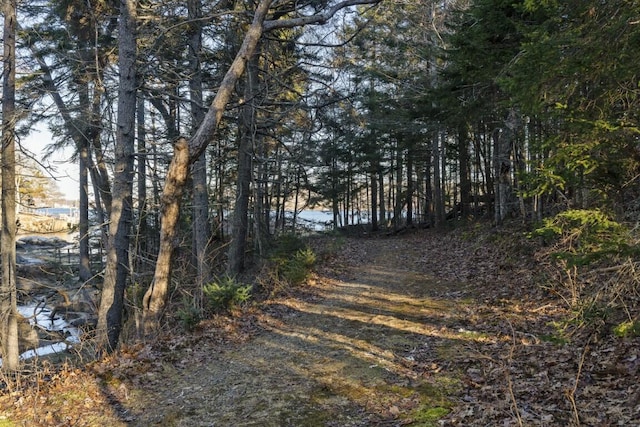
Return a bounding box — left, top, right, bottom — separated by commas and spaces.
530, 209, 632, 266
176, 296, 202, 331
613, 320, 640, 338
267, 234, 317, 287
570, 299, 610, 329
532, 209, 640, 337
281, 248, 317, 285
203, 276, 252, 313
270, 233, 308, 259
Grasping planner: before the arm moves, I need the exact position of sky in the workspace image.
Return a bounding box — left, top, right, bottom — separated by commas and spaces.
22, 126, 79, 201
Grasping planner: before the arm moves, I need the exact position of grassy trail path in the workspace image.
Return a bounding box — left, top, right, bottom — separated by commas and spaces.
10, 229, 634, 426
128, 234, 476, 426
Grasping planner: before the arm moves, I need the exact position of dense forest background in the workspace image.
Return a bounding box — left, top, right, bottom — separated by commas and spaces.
1, 0, 639, 360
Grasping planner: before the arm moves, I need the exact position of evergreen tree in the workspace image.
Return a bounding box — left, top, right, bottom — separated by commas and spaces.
1, 0, 20, 371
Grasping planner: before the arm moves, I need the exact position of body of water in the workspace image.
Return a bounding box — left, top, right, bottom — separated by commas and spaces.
0, 303, 81, 366
35, 207, 79, 218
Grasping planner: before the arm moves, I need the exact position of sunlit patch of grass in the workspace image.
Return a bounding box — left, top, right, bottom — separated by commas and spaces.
613, 320, 640, 338
0, 418, 16, 427
309, 372, 457, 425
276, 296, 500, 343
456, 328, 491, 341
385, 379, 457, 425
410, 405, 450, 426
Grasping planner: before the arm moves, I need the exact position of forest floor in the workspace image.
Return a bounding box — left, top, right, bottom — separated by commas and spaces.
1, 224, 639, 426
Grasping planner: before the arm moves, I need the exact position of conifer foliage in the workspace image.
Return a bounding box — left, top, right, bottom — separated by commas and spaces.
2, 0, 640, 353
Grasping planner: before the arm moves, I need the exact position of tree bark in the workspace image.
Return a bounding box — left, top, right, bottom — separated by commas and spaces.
228, 51, 260, 276
142, 137, 190, 333
77, 83, 92, 283
79, 130, 91, 283
142, 0, 382, 333
378, 166, 385, 225
1, 0, 20, 371
136, 96, 148, 265
458, 124, 471, 218
188, 0, 212, 288
96, 0, 137, 353
142, 0, 272, 332
406, 147, 413, 226
494, 110, 518, 226
424, 144, 433, 226
370, 168, 378, 231
433, 132, 445, 227
394, 145, 403, 230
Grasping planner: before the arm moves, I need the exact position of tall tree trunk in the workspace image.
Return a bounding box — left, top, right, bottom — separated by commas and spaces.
478, 122, 494, 209
378, 166, 385, 225
424, 146, 433, 226
227, 52, 259, 276
255, 141, 269, 257
96, 0, 137, 352
136, 96, 148, 264
188, 0, 212, 288
393, 145, 403, 230
332, 156, 340, 229
494, 110, 518, 226
406, 147, 413, 226
214, 141, 226, 241
458, 124, 471, 218
79, 131, 91, 283
433, 132, 445, 226
370, 168, 378, 231
1, 0, 19, 371
77, 83, 92, 283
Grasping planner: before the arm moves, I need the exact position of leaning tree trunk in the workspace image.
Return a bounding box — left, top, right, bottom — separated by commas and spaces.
31, 40, 112, 283
1, 0, 20, 371
96, 0, 137, 353
141, 0, 381, 333
141, 138, 190, 333
142, 0, 272, 333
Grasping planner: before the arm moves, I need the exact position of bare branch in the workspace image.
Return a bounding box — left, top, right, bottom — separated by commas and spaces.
188, 0, 273, 161
263, 0, 381, 31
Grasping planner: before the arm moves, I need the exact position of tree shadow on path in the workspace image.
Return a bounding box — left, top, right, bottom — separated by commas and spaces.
126, 235, 496, 426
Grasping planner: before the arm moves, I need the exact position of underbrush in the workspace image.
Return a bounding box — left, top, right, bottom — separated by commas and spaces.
175, 276, 251, 331
531, 209, 640, 340
173, 233, 320, 331
255, 233, 318, 297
